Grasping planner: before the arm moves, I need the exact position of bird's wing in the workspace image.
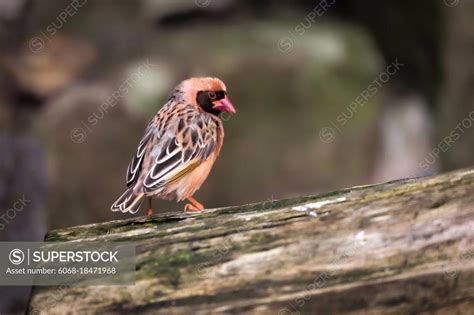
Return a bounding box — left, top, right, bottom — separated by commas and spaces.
142, 111, 219, 193
126, 121, 154, 188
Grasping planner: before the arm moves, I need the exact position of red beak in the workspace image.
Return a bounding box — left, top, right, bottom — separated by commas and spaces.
212, 95, 236, 114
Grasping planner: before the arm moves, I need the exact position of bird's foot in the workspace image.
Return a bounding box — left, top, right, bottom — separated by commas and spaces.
184, 203, 202, 212
184, 196, 204, 212
147, 197, 153, 217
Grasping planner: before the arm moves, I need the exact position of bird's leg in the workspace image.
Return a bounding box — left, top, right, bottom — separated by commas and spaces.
184, 196, 204, 212
147, 197, 153, 217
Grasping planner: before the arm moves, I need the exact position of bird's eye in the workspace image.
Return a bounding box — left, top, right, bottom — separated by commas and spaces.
208, 91, 217, 100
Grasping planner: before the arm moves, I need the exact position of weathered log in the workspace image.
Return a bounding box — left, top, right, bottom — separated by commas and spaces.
29, 168, 474, 314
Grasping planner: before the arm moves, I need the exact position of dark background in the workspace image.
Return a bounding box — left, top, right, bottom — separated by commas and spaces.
0, 0, 473, 313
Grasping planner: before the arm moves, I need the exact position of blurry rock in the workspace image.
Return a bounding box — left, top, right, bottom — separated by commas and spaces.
372, 94, 436, 182
4, 34, 96, 98
123, 60, 175, 117
0, 0, 28, 21
141, 0, 234, 21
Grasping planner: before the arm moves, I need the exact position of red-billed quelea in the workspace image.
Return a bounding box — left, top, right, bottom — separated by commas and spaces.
111, 77, 236, 216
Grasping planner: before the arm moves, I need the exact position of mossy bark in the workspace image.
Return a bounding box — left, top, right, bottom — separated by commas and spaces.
29, 168, 474, 314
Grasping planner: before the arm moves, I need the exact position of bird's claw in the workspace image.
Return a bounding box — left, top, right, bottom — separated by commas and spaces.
184, 203, 203, 212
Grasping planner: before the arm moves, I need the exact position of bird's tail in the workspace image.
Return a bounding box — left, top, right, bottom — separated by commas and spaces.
111, 188, 145, 214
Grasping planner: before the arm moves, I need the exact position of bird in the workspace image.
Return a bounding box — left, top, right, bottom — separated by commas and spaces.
111, 77, 236, 216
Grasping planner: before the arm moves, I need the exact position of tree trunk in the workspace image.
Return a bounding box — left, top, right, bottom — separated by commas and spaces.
29, 167, 474, 314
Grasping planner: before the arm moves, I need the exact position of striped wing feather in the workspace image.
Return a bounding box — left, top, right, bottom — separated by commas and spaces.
126, 122, 154, 187
125, 99, 219, 195
142, 110, 218, 193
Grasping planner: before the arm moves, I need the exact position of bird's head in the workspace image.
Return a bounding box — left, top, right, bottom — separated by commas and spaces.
179, 77, 236, 116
